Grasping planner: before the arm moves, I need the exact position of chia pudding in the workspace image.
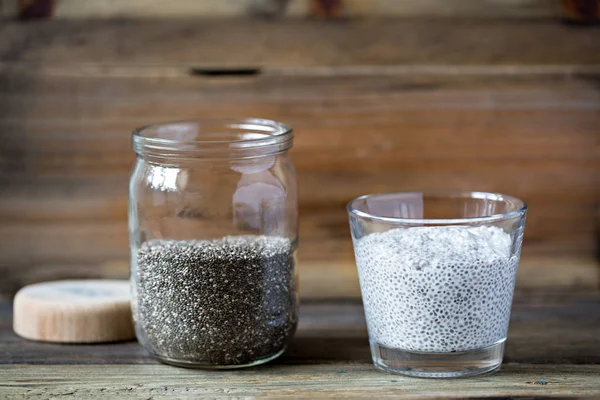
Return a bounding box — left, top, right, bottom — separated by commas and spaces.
133, 235, 298, 366
354, 226, 519, 353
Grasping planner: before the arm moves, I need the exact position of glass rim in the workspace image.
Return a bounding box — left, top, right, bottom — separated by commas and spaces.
347, 190, 528, 225
132, 118, 293, 159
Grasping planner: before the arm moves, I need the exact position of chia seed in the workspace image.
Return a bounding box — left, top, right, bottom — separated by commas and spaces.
354, 226, 519, 353
133, 235, 298, 366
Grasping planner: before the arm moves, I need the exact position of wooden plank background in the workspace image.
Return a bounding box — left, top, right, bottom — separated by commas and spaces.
0, 18, 598, 299
1, 0, 563, 19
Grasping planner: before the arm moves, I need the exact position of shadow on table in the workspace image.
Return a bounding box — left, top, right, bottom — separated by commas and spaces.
276, 336, 371, 364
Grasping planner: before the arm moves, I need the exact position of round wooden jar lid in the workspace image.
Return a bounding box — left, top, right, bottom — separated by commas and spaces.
13, 280, 135, 343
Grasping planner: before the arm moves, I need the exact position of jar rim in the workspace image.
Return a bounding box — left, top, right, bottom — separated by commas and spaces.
347, 190, 528, 225
132, 118, 293, 160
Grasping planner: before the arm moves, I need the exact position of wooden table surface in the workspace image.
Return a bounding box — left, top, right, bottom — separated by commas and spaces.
2, 287, 599, 399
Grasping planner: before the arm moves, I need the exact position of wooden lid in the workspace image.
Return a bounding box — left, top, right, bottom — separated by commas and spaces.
13, 280, 135, 343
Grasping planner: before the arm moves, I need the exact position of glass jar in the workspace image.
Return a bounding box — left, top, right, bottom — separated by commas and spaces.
348, 191, 527, 378
129, 118, 298, 368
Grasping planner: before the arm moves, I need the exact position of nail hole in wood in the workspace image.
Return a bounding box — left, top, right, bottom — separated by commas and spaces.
188, 67, 262, 77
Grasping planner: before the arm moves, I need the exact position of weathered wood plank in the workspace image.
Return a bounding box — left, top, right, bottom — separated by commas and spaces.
0, 0, 566, 20
0, 256, 600, 300
1, 19, 599, 66
1, 363, 599, 399
1, 19, 599, 300
0, 72, 597, 296
50, 0, 308, 19
2, 289, 599, 364
1, 291, 599, 398
45, 0, 559, 19
0, 242, 598, 298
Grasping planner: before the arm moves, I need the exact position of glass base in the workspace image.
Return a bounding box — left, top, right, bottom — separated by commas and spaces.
370, 340, 505, 378
155, 347, 286, 369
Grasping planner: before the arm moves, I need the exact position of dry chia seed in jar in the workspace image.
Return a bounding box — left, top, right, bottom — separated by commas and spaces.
134, 235, 298, 366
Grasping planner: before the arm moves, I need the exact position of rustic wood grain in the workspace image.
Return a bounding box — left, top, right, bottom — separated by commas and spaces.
1, 291, 600, 398
0, 70, 598, 297
0, 19, 599, 299
41, 0, 560, 19
1, 19, 599, 66
1, 364, 599, 399
2, 289, 600, 365
1, 254, 598, 302
0, 0, 565, 20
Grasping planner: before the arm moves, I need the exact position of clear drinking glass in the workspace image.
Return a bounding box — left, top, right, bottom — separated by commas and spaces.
129, 118, 298, 368
348, 191, 527, 378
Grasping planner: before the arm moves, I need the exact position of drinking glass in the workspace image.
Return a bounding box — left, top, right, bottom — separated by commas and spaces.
348, 191, 527, 378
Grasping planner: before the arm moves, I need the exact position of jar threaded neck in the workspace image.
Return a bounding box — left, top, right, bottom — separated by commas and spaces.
132, 118, 293, 161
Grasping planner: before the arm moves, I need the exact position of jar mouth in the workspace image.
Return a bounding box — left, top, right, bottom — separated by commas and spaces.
348, 190, 527, 225
132, 118, 293, 160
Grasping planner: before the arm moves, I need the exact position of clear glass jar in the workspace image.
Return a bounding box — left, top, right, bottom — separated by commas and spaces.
348, 191, 527, 378
129, 118, 298, 368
